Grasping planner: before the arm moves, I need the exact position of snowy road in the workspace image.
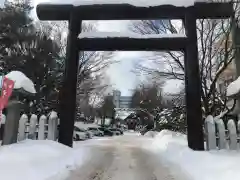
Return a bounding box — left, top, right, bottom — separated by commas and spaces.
66, 133, 188, 180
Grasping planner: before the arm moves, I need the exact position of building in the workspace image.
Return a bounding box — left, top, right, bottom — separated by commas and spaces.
217, 62, 236, 94
113, 90, 131, 108
119, 96, 132, 108
113, 90, 121, 108
214, 33, 236, 94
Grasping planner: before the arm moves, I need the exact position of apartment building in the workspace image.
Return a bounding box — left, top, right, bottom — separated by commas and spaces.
112, 90, 132, 108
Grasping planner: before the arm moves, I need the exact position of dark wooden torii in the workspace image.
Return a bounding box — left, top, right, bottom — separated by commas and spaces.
36, 2, 233, 150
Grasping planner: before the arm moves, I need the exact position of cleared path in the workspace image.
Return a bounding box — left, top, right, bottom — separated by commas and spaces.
66, 133, 189, 180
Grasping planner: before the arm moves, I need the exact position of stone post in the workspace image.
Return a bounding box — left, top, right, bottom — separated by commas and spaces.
2, 100, 23, 145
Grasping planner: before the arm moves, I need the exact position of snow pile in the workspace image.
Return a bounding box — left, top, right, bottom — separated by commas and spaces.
151, 130, 240, 180
0, 140, 89, 180
124, 131, 141, 136
40, 0, 208, 8
152, 130, 187, 150
144, 131, 157, 138
5, 71, 36, 94
79, 32, 186, 39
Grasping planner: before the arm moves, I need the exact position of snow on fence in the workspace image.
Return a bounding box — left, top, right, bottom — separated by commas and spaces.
0, 111, 59, 142
205, 115, 240, 150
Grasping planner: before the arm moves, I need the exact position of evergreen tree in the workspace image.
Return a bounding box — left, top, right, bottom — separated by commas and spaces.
98, 95, 115, 125
0, 0, 62, 115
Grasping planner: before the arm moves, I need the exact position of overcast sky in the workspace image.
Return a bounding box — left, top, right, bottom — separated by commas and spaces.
3, 0, 183, 96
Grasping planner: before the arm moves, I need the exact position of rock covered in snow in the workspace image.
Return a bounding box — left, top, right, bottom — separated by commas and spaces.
5, 71, 36, 94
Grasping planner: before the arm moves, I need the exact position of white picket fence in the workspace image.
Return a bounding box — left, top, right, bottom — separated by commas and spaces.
205, 115, 240, 150
0, 111, 59, 142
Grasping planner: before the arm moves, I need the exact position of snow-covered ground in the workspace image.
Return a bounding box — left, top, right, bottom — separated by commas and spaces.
151, 130, 240, 180
66, 133, 187, 180
0, 140, 90, 180
1, 130, 240, 180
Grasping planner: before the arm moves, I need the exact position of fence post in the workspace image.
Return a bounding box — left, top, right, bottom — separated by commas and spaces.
205, 115, 216, 150
48, 111, 58, 141
227, 119, 238, 150
2, 100, 23, 145
18, 114, 28, 141
215, 118, 226, 149
38, 115, 47, 140
28, 114, 38, 140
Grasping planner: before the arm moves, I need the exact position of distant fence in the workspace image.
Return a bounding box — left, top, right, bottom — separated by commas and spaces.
205, 115, 240, 150
0, 111, 59, 142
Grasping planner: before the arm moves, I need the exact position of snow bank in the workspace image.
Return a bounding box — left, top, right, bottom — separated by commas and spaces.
0, 140, 89, 180
5, 71, 36, 94
144, 131, 157, 138
40, 0, 208, 8
79, 32, 186, 39
151, 130, 240, 180
124, 131, 141, 136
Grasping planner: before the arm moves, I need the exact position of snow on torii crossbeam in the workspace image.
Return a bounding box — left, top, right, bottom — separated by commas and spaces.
36, 0, 233, 150
36, 1, 232, 21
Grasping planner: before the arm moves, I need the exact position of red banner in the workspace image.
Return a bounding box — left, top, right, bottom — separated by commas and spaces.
0, 77, 14, 110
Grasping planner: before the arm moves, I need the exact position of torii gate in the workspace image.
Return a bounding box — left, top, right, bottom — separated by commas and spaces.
36, 1, 233, 150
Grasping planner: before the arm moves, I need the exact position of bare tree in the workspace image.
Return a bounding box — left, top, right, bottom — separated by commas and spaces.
129, 6, 238, 116
37, 21, 117, 117
130, 82, 164, 114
